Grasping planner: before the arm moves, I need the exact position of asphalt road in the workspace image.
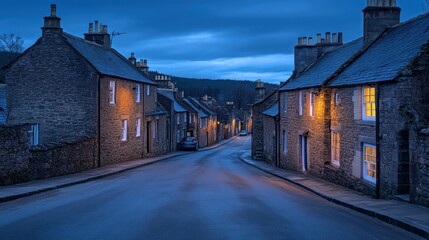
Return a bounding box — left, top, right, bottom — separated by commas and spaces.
0, 136, 424, 240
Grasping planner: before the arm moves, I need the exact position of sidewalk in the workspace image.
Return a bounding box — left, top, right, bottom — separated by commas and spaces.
0, 136, 238, 203
240, 152, 429, 239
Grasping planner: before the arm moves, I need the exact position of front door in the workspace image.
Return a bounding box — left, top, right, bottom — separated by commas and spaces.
300, 135, 308, 172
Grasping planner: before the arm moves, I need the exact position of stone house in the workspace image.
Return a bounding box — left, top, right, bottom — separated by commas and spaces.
4, 5, 157, 167
261, 101, 279, 166
157, 89, 188, 151
278, 1, 429, 207
187, 97, 217, 148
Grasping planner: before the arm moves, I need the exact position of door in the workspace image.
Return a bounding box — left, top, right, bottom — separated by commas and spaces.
300, 135, 308, 172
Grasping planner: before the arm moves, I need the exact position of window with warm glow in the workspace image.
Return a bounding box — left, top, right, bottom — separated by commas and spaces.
136, 118, 141, 137
362, 86, 376, 121
136, 84, 141, 103
109, 80, 116, 104
363, 143, 376, 183
299, 91, 303, 116
121, 119, 128, 142
331, 131, 340, 167
309, 92, 315, 117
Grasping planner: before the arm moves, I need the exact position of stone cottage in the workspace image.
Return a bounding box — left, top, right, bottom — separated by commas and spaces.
0, 51, 19, 124
4, 5, 157, 167
277, 0, 429, 207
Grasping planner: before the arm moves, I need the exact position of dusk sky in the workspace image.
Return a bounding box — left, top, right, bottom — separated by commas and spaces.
1, 0, 426, 84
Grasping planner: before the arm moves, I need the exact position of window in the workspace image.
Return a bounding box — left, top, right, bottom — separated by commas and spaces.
121, 119, 128, 142
282, 130, 287, 154
331, 131, 340, 167
29, 124, 39, 146
109, 80, 116, 104
184, 114, 187, 124
136, 118, 141, 137
177, 114, 180, 125
146, 85, 150, 96
199, 118, 202, 128
299, 91, 303, 116
156, 119, 159, 140
136, 84, 141, 103
363, 143, 376, 183
310, 92, 315, 116
335, 93, 340, 106
283, 93, 287, 112
362, 86, 376, 121
152, 121, 156, 139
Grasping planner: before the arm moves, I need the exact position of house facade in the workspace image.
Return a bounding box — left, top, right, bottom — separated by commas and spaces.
277, 1, 429, 207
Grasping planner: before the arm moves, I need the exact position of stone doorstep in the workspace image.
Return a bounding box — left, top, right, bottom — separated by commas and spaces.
0, 136, 239, 203
239, 152, 429, 239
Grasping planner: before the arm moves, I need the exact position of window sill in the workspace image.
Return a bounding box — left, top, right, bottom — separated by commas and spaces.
356, 120, 376, 126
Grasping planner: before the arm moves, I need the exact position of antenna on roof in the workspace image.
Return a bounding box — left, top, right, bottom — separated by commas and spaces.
111, 31, 126, 46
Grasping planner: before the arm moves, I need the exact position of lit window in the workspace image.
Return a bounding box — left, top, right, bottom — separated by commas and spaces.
136, 84, 141, 103
363, 143, 376, 183
310, 92, 315, 116
29, 124, 39, 146
283, 93, 287, 112
136, 118, 141, 137
299, 91, 303, 116
121, 119, 128, 142
282, 130, 287, 154
146, 85, 150, 96
109, 80, 116, 104
362, 86, 376, 121
331, 131, 340, 167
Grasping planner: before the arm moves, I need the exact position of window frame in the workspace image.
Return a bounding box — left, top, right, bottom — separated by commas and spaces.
136, 118, 141, 137
362, 86, 376, 121
121, 119, 128, 142
29, 123, 39, 146
146, 85, 150, 96
299, 91, 303, 116
309, 92, 315, 117
136, 84, 141, 103
109, 80, 116, 105
331, 131, 340, 167
363, 143, 377, 184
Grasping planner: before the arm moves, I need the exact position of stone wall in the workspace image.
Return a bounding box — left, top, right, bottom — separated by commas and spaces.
0, 124, 31, 185
5, 36, 98, 144
99, 77, 145, 166
251, 91, 277, 160
411, 129, 429, 207
0, 84, 7, 124
146, 114, 169, 156
30, 136, 97, 179
262, 115, 276, 166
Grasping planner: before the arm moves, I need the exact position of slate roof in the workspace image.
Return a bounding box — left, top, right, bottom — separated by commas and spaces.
329, 13, 429, 87
0, 51, 19, 83
262, 101, 279, 118
280, 38, 363, 91
147, 103, 168, 116
157, 89, 187, 113
190, 98, 216, 115
63, 33, 155, 85
184, 98, 208, 118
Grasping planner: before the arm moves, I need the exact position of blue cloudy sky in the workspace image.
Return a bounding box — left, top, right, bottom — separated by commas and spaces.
0, 0, 426, 83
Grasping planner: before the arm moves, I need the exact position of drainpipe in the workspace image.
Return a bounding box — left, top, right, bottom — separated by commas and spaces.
97, 76, 101, 168
375, 83, 381, 199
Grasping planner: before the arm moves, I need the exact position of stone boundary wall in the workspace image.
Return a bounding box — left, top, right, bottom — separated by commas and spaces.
0, 124, 31, 185
30, 136, 98, 180
411, 128, 429, 207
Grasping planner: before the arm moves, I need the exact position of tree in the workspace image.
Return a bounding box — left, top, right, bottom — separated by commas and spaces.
0, 33, 24, 53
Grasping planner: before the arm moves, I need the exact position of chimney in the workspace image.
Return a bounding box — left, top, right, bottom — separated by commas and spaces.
294, 32, 343, 74
332, 33, 337, 43
42, 4, 62, 38
255, 80, 266, 101
84, 21, 111, 48
136, 59, 149, 75
128, 53, 136, 65
338, 32, 343, 44
363, 0, 400, 46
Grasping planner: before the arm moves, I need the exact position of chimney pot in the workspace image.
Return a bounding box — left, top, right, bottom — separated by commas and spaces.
303, 37, 307, 46
338, 32, 343, 44
298, 37, 303, 46
308, 37, 313, 45
94, 20, 99, 32
50, 4, 57, 17
332, 33, 337, 43
317, 33, 322, 44
89, 23, 93, 33
325, 32, 331, 44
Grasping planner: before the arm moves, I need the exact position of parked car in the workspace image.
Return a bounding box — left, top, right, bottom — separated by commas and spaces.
180, 137, 199, 151
239, 130, 248, 136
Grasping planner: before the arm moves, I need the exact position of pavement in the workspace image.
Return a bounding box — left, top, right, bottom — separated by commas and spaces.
0, 136, 237, 203
240, 152, 429, 239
